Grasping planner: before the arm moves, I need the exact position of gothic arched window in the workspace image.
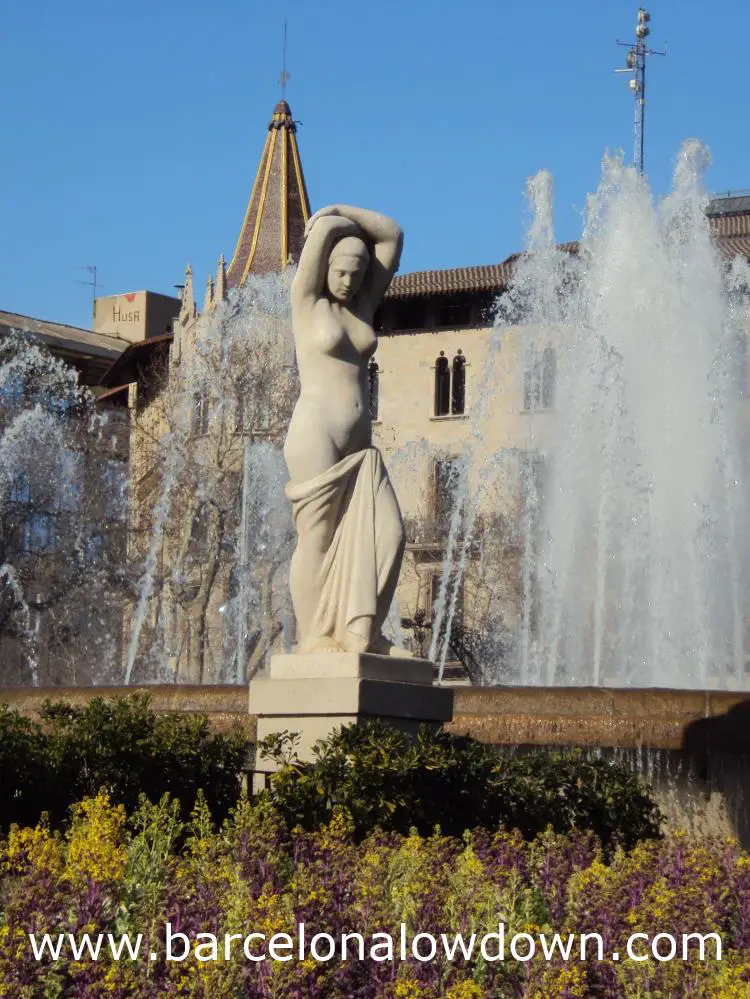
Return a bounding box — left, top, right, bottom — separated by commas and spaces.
434, 351, 467, 416
434, 353, 450, 416
368, 359, 380, 420
451, 351, 466, 415
524, 347, 556, 411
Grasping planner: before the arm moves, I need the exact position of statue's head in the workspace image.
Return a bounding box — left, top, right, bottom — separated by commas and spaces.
327, 236, 370, 302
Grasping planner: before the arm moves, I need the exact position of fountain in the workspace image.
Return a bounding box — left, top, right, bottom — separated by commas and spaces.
0, 333, 127, 685
124, 274, 298, 686
430, 141, 750, 692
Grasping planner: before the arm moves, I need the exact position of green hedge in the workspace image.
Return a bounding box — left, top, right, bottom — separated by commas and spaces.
260, 720, 663, 848
1, 699, 662, 847
0, 694, 247, 829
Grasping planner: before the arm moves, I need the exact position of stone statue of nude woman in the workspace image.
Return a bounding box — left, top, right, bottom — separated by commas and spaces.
283, 204, 410, 656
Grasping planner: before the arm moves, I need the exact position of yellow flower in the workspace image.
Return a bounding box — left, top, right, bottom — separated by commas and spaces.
0, 924, 30, 964
252, 884, 292, 938
319, 806, 355, 847
445, 981, 484, 999
65, 792, 128, 884
2, 818, 63, 876
394, 980, 427, 999
708, 958, 750, 999
357, 845, 389, 905
531, 964, 589, 999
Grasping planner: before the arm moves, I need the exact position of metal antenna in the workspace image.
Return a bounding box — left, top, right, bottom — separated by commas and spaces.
74, 265, 103, 322
615, 8, 666, 174
279, 20, 290, 99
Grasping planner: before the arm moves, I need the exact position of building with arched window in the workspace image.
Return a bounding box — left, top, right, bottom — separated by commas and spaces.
367, 195, 750, 679
433, 351, 466, 417
434, 353, 450, 416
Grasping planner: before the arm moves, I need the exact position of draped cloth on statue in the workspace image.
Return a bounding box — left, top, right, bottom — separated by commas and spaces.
285, 447, 402, 650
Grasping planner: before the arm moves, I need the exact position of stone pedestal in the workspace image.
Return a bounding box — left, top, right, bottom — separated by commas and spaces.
249, 652, 454, 772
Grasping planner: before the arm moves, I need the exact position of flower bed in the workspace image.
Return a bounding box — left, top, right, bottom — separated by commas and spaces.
1, 793, 749, 998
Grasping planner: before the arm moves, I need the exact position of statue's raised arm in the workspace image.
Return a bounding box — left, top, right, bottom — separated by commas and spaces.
292, 205, 403, 316
283, 204, 410, 658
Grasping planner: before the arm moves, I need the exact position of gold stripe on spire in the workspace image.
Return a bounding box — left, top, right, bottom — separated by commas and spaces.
227, 132, 272, 278
281, 126, 289, 267
239, 128, 278, 285
290, 133, 310, 222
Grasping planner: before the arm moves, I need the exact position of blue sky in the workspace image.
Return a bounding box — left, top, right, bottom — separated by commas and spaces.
2, 0, 748, 330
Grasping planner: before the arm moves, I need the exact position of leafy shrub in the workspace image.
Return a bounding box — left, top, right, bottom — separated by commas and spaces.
260, 720, 662, 848
0, 694, 247, 829
0, 703, 48, 828
1, 699, 661, 849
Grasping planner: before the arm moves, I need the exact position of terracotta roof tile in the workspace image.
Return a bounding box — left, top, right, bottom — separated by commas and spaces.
95, 384, 130, 404
386, 263, 513, 299
385, 242, 579, 299
715, 235, 750, 260
709, 213, 750, 237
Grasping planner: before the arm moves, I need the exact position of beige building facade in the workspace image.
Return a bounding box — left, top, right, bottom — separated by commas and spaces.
93, 290, 181, 345
371, 274, 562, 676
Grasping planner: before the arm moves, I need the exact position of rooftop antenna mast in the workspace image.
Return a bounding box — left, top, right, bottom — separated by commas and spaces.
279, 20, 290, 99
74, 265, 103, 323
615, 8, 666, 174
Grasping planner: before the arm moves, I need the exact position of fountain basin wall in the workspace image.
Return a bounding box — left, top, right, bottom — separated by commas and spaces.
447, 686, 748, 748
2, 684, 748, 845
446, 687, 750, 847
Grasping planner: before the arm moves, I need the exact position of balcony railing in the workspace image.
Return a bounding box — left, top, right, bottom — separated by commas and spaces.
403, 511, 520, 550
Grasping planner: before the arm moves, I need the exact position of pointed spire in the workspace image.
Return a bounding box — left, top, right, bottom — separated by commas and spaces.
179, 264, 197, 326
215, 254, 227, 303
226, 99, 311, 288
203, 274, 215, 311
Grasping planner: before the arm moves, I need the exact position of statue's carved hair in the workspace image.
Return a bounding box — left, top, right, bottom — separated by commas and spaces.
329, 235, 370, 267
